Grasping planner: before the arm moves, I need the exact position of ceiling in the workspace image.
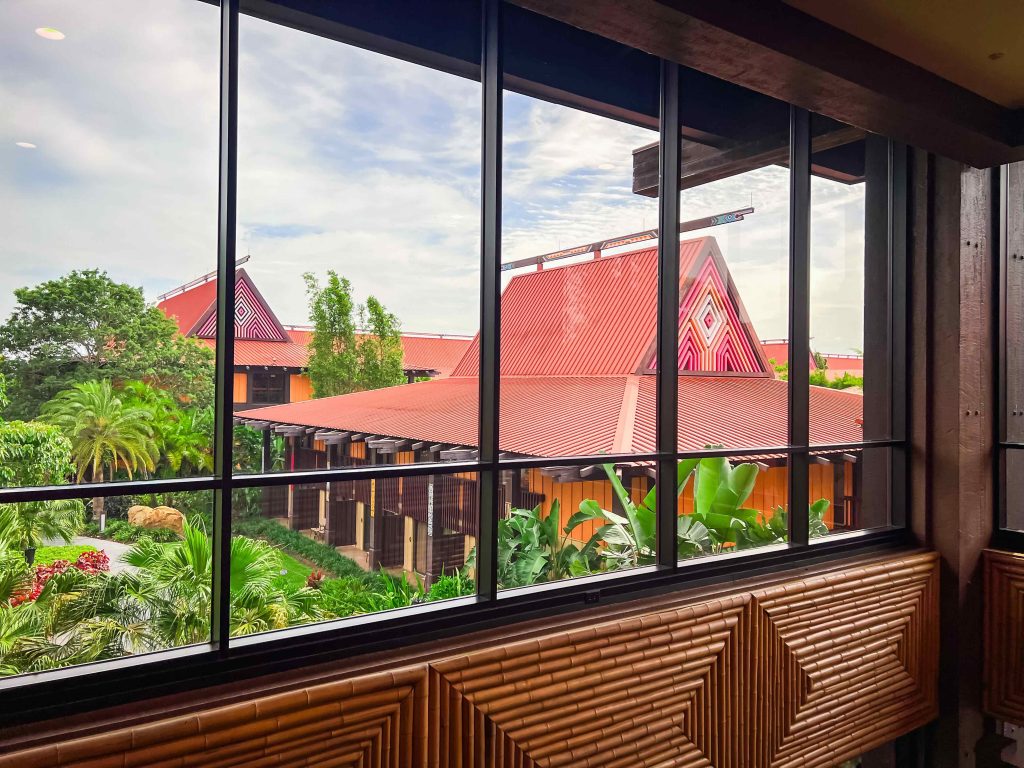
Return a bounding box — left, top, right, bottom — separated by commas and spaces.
784, 0, 1024, 108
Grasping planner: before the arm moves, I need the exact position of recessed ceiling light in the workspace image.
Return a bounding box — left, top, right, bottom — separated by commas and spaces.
15, 142, 37, 149
35, 27, 65, 40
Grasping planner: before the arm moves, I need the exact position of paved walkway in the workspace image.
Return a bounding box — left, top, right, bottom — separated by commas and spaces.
42, 536, 135, 574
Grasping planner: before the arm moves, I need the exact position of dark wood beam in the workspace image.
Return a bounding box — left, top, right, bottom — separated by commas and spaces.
632, 125, 864, 196
510, 0, 1022, 167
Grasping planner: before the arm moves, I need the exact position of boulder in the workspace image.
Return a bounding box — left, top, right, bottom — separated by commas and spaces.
128, 505, 185, 535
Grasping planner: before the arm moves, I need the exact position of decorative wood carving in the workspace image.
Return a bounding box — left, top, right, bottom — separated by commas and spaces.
983, 549, 1024, 725
0, 553, 938, 768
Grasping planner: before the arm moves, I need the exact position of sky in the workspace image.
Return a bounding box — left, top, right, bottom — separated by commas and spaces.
0, 0, 866, 354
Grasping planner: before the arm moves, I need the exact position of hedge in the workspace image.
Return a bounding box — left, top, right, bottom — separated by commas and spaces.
232, 515, 368, 580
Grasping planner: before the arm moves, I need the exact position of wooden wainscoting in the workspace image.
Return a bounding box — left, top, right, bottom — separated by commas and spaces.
1, 551, 938, 768
983, 549, 1024, 725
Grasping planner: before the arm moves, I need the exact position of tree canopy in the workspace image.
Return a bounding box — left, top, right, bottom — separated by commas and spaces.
0, 270, 214, 419
303, 271, 405, 397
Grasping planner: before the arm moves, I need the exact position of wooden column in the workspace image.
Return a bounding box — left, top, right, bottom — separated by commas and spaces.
367, 447, 389, 571
911, 153, 998, 767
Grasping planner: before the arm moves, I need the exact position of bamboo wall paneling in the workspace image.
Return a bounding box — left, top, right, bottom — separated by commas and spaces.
0, 668, 427, 768
0, 553, 938, 768
983, 549, 1024, 725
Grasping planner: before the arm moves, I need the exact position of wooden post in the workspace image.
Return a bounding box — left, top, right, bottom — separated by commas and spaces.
261, 428, 271, 472
911, 153, 998, 767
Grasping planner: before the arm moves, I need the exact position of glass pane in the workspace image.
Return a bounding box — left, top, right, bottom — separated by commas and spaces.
809, 117, 886, 445
498, 26, 659, 459
232, 7, 480, 471
231, 470, 478, 632
675, 72, 791, 451
0, 491, 213, 677
0, 0, 219, 486
675, 453, 790, 562
809, 446, 891, 537
498, 462, 655, 589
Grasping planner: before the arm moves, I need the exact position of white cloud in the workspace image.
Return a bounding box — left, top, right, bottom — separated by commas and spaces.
0, 2, 868, 351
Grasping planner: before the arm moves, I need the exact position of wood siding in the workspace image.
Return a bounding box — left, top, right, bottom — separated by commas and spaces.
0, 552, 939, 768
289, 373, 313, 402
233, 372, 247, 404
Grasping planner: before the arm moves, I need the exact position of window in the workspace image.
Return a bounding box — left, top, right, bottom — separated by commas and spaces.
249, 370, 286, 404
0, 0, 909, 719
999, 163, 1024, 537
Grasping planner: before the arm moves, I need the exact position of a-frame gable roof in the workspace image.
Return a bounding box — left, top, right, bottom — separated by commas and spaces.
450, 236, 772, 378
192, 269, 289, 342
158, 268, 289, 342
639, 237, 772, 376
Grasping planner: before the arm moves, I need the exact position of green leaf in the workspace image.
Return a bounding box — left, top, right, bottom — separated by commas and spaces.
694, 457, 728, 515
727, 463, 759, 505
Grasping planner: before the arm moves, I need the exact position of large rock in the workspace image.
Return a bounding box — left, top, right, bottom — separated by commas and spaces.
127, 505, 185, 535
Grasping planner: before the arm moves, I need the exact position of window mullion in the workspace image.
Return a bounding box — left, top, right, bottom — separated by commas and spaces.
788, 106, 811, 547
476, 0, 502, 601
656, 60, 681, 569
212, 0, 239, 652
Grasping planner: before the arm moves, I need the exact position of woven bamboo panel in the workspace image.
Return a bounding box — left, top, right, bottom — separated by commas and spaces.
1, 668, 426, 768
0, 553, 938, 768
429, 553, 938, 768
983, 549, 1024, 725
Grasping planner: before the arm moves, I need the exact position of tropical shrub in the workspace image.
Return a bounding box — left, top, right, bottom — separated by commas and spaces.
426, 570, 474, 602
83, 519, 180, 543
497, 500, 602, 588
1, 497, 86, 555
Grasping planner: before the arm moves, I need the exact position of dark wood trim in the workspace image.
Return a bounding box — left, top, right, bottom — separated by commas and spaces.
510, 0, 1022, 168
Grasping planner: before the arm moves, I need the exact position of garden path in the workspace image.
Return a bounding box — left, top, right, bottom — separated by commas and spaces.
42, 536, 136, 574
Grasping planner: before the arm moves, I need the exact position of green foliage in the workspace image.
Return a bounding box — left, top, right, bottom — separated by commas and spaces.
83, 519, 181, 544
0, 498, 85, 552
303, 270, 405, 397
42, 379, 157, 483
812, 350, 828, 370
770, 358, 862, 389
426, 570, 474, 602
496, 500, 603, 588
232, 514, 367, 579
232, 424, 283, 475
119, 381, 213, 477
0, 270, 213, 419
32, 545, 97, 567
358, 296, 405, 391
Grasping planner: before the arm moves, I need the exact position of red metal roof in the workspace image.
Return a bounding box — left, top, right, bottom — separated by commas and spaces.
157, 279, 217, 335
204, 334, 471, 375
241, 374, 862, 456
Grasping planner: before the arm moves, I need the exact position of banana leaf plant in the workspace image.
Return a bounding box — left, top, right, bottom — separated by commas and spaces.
568, 459, 713, 568
496, 500, 602, 588
740, 497, 831, 547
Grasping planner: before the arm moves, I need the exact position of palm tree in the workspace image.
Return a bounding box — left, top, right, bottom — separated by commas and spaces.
41, 380, 156, 531
123, 520, 322, 643
3, 498, 85, 563
158, 407, 214, 477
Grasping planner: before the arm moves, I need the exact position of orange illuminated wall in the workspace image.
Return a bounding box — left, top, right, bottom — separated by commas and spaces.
526, 462, 841, 542
233, 372, 247, 404
289, 374, 312, 402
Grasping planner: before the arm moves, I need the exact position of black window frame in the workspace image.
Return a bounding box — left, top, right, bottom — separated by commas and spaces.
248, 369, 287, 404
0, 0, 910, 723
996, 164, 1024, 549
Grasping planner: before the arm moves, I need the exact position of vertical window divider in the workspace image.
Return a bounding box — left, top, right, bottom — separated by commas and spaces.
890, 141, 909, 526
996, 164, 1009, 532
656, 60, 681, 569
477, 0, 502, 600
212, 0, 239, 652
788, 106, 811, 547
